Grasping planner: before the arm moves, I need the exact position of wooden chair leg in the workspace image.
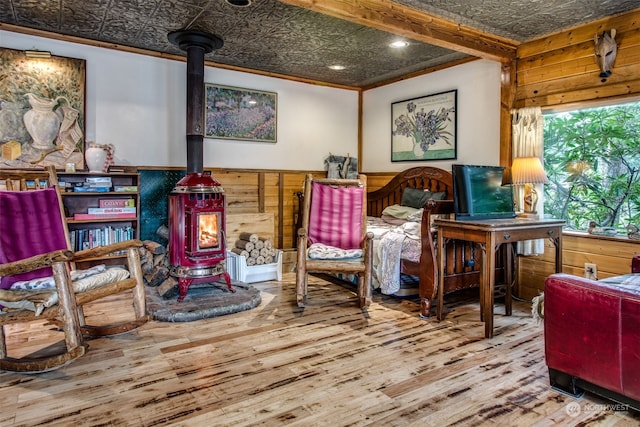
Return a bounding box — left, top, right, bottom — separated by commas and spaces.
127, 247, 147, 320
0, 326, 6, 360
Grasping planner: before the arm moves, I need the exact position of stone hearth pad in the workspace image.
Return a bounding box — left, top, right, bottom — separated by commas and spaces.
146, 281, 261, 322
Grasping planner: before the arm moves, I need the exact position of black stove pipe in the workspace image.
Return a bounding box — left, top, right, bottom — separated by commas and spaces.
168, 30, 223, 174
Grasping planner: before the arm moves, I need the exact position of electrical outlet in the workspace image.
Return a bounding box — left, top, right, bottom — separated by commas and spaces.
584, 263, 598, 280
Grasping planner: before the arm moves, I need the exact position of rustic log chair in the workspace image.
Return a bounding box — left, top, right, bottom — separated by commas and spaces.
0, 167, 148, 372
296, 174, 374, 308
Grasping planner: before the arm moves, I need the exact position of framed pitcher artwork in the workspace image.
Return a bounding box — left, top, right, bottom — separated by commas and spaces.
0, 47, 86, 170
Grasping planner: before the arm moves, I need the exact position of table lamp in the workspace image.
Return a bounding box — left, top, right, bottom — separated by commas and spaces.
511, 157, 548, 216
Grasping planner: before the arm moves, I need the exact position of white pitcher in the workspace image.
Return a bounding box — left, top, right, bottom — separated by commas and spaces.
23, 93, 64, 150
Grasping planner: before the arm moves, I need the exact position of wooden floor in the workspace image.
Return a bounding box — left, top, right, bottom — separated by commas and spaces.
0, 273, 638, 426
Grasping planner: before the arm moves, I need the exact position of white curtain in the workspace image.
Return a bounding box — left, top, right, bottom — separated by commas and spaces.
512, 107, 545, 255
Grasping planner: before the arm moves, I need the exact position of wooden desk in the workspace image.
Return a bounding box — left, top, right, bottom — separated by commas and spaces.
434, 217, 564, 338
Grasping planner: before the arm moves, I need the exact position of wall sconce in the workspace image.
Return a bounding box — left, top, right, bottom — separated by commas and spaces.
25, 50, 52, 59
511, 157, 548, 216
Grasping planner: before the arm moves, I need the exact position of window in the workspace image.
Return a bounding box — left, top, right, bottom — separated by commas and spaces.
543, 101, 640, 234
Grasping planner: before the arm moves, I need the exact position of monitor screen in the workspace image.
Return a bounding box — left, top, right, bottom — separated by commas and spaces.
452, 164, 516, 220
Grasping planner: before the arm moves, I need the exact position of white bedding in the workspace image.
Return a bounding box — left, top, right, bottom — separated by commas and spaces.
367, 216, 422, 295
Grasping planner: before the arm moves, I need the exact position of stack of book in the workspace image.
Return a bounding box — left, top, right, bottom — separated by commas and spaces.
73, 176, 112, 192
74, 198, 136, 220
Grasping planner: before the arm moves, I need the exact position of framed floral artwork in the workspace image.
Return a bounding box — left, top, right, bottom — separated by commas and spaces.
0, 47, 86, 169
391, 89, 457, 161
204, 84, 277, 142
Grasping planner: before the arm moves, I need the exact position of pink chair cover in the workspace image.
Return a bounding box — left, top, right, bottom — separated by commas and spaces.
308, 181, 363, 250
0, 188, 68, 289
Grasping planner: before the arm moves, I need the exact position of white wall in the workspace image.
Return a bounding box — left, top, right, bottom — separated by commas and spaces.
1, 30, 359, 171
362, 59, 502, 172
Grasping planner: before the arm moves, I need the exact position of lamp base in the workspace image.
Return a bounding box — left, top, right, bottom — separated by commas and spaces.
517, 212, 540, 219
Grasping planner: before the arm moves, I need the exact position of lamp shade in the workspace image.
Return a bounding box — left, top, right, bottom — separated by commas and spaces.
511, 157, 548, 185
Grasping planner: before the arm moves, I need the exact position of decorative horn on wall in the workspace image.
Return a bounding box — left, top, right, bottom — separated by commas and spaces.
594, 29, 617, 80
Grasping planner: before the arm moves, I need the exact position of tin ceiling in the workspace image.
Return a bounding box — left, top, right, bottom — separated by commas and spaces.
0, 0, 637, 88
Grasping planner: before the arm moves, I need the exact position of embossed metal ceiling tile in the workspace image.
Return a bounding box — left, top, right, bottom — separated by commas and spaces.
59, 1, 109, 39
10, 0, 60, 30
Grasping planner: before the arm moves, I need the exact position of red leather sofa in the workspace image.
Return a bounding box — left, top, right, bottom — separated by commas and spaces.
544, 257, 640, 410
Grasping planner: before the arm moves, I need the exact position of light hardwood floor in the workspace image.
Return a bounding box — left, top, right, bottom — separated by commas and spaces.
0, 273, 637, 426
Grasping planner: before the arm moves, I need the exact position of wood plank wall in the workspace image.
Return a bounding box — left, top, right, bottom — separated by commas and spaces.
514, 8, 640, 108
512, 8, 640, 299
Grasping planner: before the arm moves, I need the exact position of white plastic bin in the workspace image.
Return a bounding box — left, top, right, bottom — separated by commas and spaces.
226, 250, 282, 283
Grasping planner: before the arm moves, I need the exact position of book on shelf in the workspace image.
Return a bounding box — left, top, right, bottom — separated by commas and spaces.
73, 186, 111, 192
74, 212, 136, 220
113, 185, 138, 192
85, 176, 112, 183
70, 225, 134, 251
87, 207, 136, 214
99, 198, 135, 208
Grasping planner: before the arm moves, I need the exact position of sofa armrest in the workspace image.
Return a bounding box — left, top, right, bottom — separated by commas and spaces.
544, 273, 640, 400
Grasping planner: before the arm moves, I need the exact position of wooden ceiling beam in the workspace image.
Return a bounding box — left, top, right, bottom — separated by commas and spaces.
278, 0, 518, 61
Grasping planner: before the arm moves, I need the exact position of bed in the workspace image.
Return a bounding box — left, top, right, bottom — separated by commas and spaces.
366, 166, 507, 317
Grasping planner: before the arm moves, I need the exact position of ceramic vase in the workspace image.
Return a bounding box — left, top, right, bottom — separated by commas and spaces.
23, 93, 62, 150
85, 146, 108, 172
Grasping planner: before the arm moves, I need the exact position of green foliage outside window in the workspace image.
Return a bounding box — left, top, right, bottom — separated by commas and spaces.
543, 102, 640, 233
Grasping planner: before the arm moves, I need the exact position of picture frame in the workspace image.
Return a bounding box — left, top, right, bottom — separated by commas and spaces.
391, 89, 457, 162
0, 47, 86, 169
204, 84, 277, 143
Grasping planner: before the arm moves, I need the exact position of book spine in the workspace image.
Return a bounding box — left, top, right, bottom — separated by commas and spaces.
73, 186, 110, 192
85, 177, 112, 183
87, 207, 136, 214
99, 198, 135, 208
74, 213, 136, 220
113, 185, 138, 192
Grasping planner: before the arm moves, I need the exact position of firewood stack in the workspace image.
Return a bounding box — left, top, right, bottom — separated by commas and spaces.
137, 240, 178, 299
230, 232, 277, 266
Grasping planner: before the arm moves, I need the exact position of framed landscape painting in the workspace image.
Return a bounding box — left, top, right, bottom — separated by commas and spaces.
391, 89, 457, 161
204, 84, 277, 142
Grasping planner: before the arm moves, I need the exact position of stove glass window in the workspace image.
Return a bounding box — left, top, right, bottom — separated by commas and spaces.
198, 212, 220, 250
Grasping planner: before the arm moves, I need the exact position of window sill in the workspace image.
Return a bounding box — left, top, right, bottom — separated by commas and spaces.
563, 229, 640, 243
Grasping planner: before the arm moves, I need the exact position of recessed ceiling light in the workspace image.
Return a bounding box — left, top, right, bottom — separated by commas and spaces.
225, 0, 252, 6
328, 65, 346, 70
389, 40, 409, 48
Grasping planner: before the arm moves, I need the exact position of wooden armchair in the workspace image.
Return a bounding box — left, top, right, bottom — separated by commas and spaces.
296, 174, 374, 308
0, 167, 148, 372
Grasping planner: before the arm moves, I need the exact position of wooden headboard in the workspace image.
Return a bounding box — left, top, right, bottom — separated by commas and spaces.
367, 166, 454, 217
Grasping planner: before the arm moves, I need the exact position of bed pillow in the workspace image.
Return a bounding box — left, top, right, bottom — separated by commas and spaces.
401, 187, 446, 208
381, 204, 419, 219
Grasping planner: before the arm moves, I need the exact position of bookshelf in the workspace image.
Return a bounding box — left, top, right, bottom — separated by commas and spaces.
58, 168, 140, 267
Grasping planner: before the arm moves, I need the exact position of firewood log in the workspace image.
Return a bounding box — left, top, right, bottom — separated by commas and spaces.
140, 250, 154, 275
235, 239, 254, 252
260, 238, 273, 249
246, 256, 256, 266
259, 247, 270, 257
231, 248, 250, 258
156, 225, 170, 241
157, 276, 178, 299
254, 240, 264, 250
256, 255, 265, 265
265, 255, 274, 264
143, 240, 166, 254
239, 232, 259, 244
145, 266, 169, 287
250, 249, 260, 258
154, 253, 166, 267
